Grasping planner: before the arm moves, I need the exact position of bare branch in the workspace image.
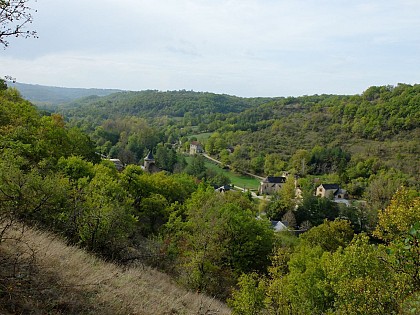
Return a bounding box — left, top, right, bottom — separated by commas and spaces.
0, 0, 37, 48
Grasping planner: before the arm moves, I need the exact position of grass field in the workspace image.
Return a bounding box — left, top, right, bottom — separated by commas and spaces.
188, 132, 213, 142
185, 156, 260, 190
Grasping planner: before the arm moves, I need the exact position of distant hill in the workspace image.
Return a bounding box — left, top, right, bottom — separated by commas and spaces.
57, 89, 278, 119
8, 82, 122, 105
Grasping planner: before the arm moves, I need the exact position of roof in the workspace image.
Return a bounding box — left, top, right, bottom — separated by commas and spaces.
109, 159, 124, 170
271, 221, 288, 232
262, 176, 287, 184
320, 184, 340, 190
190, 141, 202, 146
215, 185, 232, 192
144, 150, 154, 161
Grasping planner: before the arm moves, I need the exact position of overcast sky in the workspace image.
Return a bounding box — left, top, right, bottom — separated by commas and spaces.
1, 0, 419, 97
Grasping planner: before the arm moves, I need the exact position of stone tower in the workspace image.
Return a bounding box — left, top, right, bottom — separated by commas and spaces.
143, 150, 155, 172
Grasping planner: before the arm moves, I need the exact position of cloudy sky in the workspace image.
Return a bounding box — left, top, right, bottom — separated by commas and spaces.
1, 0, 419, 97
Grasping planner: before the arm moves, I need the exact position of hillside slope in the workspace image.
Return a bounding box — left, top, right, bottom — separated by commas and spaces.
58, 89, 277, 119
9, 82, 122, 105
0, 226, 230, 315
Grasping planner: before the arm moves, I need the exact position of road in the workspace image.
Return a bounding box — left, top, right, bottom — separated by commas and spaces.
232, 185, 270, 200
202, 153, 265, 180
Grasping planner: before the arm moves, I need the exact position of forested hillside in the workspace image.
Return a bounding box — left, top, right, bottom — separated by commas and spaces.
1, 80, 419, 314
52, 84, 418, 203
57, 89, 276, 124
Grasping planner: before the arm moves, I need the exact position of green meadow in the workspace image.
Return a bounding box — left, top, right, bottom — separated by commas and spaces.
185, 156, 260, 190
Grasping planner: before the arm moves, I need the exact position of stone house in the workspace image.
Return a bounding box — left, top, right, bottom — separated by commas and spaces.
259, 176, 287, 195
316, 184, 348, 199
189, 141, 203, 155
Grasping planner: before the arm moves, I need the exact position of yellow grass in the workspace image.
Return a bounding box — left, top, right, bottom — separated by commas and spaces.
0, 225, 230, 315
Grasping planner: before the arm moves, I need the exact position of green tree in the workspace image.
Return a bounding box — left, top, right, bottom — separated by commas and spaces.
284, 244, 333, 314
170, 187, 274, 299
0, 151, 71, 231
0, 78, 7, 90
289, 149, 310, 175
264, 153, 286, 176
299, 219, 354, 252
57, 156, 95, 182
374, 187, 420, 242
185, 154, 206, 179
295, 194, 340, 227
77, 163, 136, 255
326, 234, 403, 315
137, 193, 169, 235
155, 144, 177, 172
228, 273, 267, 315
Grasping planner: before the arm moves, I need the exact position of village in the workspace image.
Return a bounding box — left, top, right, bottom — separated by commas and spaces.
106, 139, 361, 235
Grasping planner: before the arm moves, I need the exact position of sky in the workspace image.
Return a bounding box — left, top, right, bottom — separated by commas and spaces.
1, 0, 419, 97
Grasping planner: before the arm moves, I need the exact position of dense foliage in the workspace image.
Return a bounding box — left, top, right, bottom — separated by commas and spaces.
2, 81, 419, 312
229, 203, 420, 314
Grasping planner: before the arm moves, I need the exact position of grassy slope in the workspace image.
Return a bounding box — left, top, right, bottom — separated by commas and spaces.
205, 161, 260, 190
189, 132, 213, 142
185, 156, 260, 190
0, 226, 230, 315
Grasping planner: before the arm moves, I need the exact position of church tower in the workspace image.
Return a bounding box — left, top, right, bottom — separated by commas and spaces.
143, 150, 155, 172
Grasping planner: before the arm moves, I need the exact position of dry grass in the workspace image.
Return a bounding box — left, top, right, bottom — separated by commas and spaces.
0, 225, 231, 315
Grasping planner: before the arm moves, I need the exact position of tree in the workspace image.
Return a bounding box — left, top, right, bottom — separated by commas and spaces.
299, 219, 354, 252
295, 194, 340, 227
289, 149, 310, 175
374, 187, 420, 242
155, 144, 177, 172
0, 0, 37, 47
77, 163, 136, 255
137, 193, 169, 235
228, 273, 267, 315
170, 187, 274, 299
57, 156, 95, 182
0, 78, 7, 90
184, 154, 206, 179
326, 234, 404, 315
264, 153, 286, 176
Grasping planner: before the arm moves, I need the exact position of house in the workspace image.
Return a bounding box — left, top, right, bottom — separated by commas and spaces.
271, 220, 288, 232
141, 150, 161, 173
258, 176, 287, 195
189, 141, 203, 155
316, 184, 348, 199
295, 186, 303, 201
215, 185, 232, 193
